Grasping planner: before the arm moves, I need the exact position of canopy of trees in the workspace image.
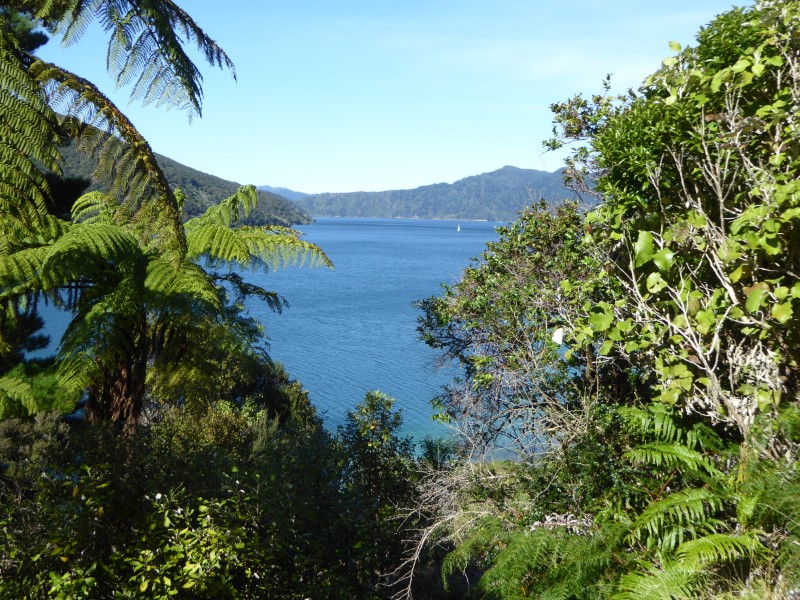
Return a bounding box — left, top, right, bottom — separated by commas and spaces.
409, 1, 800, 597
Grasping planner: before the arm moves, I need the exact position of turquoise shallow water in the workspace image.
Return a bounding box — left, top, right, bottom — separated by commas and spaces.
246, 217, 500, 440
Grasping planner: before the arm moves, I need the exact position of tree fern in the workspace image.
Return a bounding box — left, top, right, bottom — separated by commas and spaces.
31, 0, 235, 118
0, 16, 59, 241
185, 185, 332, 270
31, 62, 185, 252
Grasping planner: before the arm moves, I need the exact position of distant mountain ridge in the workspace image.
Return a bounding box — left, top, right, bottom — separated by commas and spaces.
56, 142, 313, 227
256, 185, 308, 202
291, 166, 581, 221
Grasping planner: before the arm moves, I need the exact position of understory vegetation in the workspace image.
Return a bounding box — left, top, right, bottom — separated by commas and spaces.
1, 0, 799, 599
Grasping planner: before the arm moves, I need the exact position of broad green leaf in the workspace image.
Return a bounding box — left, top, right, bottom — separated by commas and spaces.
646, 272, 667, 293
745, 284, 769, 313
653, 248, 675, 271
589, 303, 614, 332
771, 301, 793, 324
668, 40, 682, 52
731, 58, 751, 72
634, 230, 655, 267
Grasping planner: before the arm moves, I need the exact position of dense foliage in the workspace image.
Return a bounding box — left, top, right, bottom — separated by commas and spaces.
409, 1, 800, 598
3, 1, 800, 598
0, 4, 424, 598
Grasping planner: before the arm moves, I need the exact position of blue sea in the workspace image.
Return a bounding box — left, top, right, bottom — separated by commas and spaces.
245, 217, 500, 440
33, 218, 500, 441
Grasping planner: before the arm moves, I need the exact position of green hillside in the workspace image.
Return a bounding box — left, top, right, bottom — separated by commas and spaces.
295, 165, 582, 220
56, 141, 313, 226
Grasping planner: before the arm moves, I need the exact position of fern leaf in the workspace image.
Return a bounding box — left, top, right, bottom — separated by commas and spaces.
0, 246, 50, 295
0, 19, 59, 237
676, 532, 767, 566
145, 257, 221, 312
0, 375, 38, 418
613, 560, 704, 600
629, 488, 723, 547
31, 61, 186, 254
70, 191, 116, 225
39, 0, 236, 118
624, 443, 721, 477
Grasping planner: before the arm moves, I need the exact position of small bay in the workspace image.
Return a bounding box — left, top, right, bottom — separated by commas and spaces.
246, 217, 500, 440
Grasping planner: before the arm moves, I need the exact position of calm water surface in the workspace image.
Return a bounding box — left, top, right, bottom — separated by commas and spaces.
246, 218, 499, 439
34, 218, 500, 441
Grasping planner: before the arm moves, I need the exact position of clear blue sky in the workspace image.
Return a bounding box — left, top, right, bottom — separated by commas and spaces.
37, 1, 737, 193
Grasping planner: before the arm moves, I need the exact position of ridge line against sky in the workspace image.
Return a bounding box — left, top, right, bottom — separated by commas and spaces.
37, 1, 737, 194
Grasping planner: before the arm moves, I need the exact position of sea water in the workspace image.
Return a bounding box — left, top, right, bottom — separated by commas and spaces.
246, 217, 499, 440
32, 217, 500, 441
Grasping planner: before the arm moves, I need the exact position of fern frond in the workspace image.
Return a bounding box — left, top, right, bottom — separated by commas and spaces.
185, 186, 332, 270
186, 222, 251, 264
0, 18, 59, 237
620, 405, 679, 443
40, 222, 142, 288
212, 272, 287, 314
629, 488, 723, 548
0, 246, 50, 296
619, 405, 722, 452
30, 60, 185, 254
613, 560, 704, 600
238, 227, 333, 270
479, 526, 624, 600
39, 0, 235, 118
145, 256, 220, 312
0, 375, 38, 418
676, 532, 767, 566
624, 443, 721, 477
70, 191, 116, 225
185, 184, 260, 228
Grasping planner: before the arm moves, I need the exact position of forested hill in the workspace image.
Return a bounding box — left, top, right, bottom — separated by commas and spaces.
57, 142, 313, 226
293, 166, 580, 221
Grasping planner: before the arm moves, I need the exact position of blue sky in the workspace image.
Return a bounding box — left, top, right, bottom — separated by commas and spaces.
37, 1, 737, 193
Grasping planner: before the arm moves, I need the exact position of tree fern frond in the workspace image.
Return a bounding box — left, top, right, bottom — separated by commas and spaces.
30, 60, 186, 255
39, 0, 235, 118
0, 375, 38, 418
184, 185, 332, 270
40, 222, 143, 288
184, 184, 260, 229
0, 18, 59, 237
238, 228, 333, 270
613, 560, 704, 600
212, 272, 287, 314
145, 256, 220, 312
70, 190, 116, 224
56, 352, 100, 399
0, 246, 50, 296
